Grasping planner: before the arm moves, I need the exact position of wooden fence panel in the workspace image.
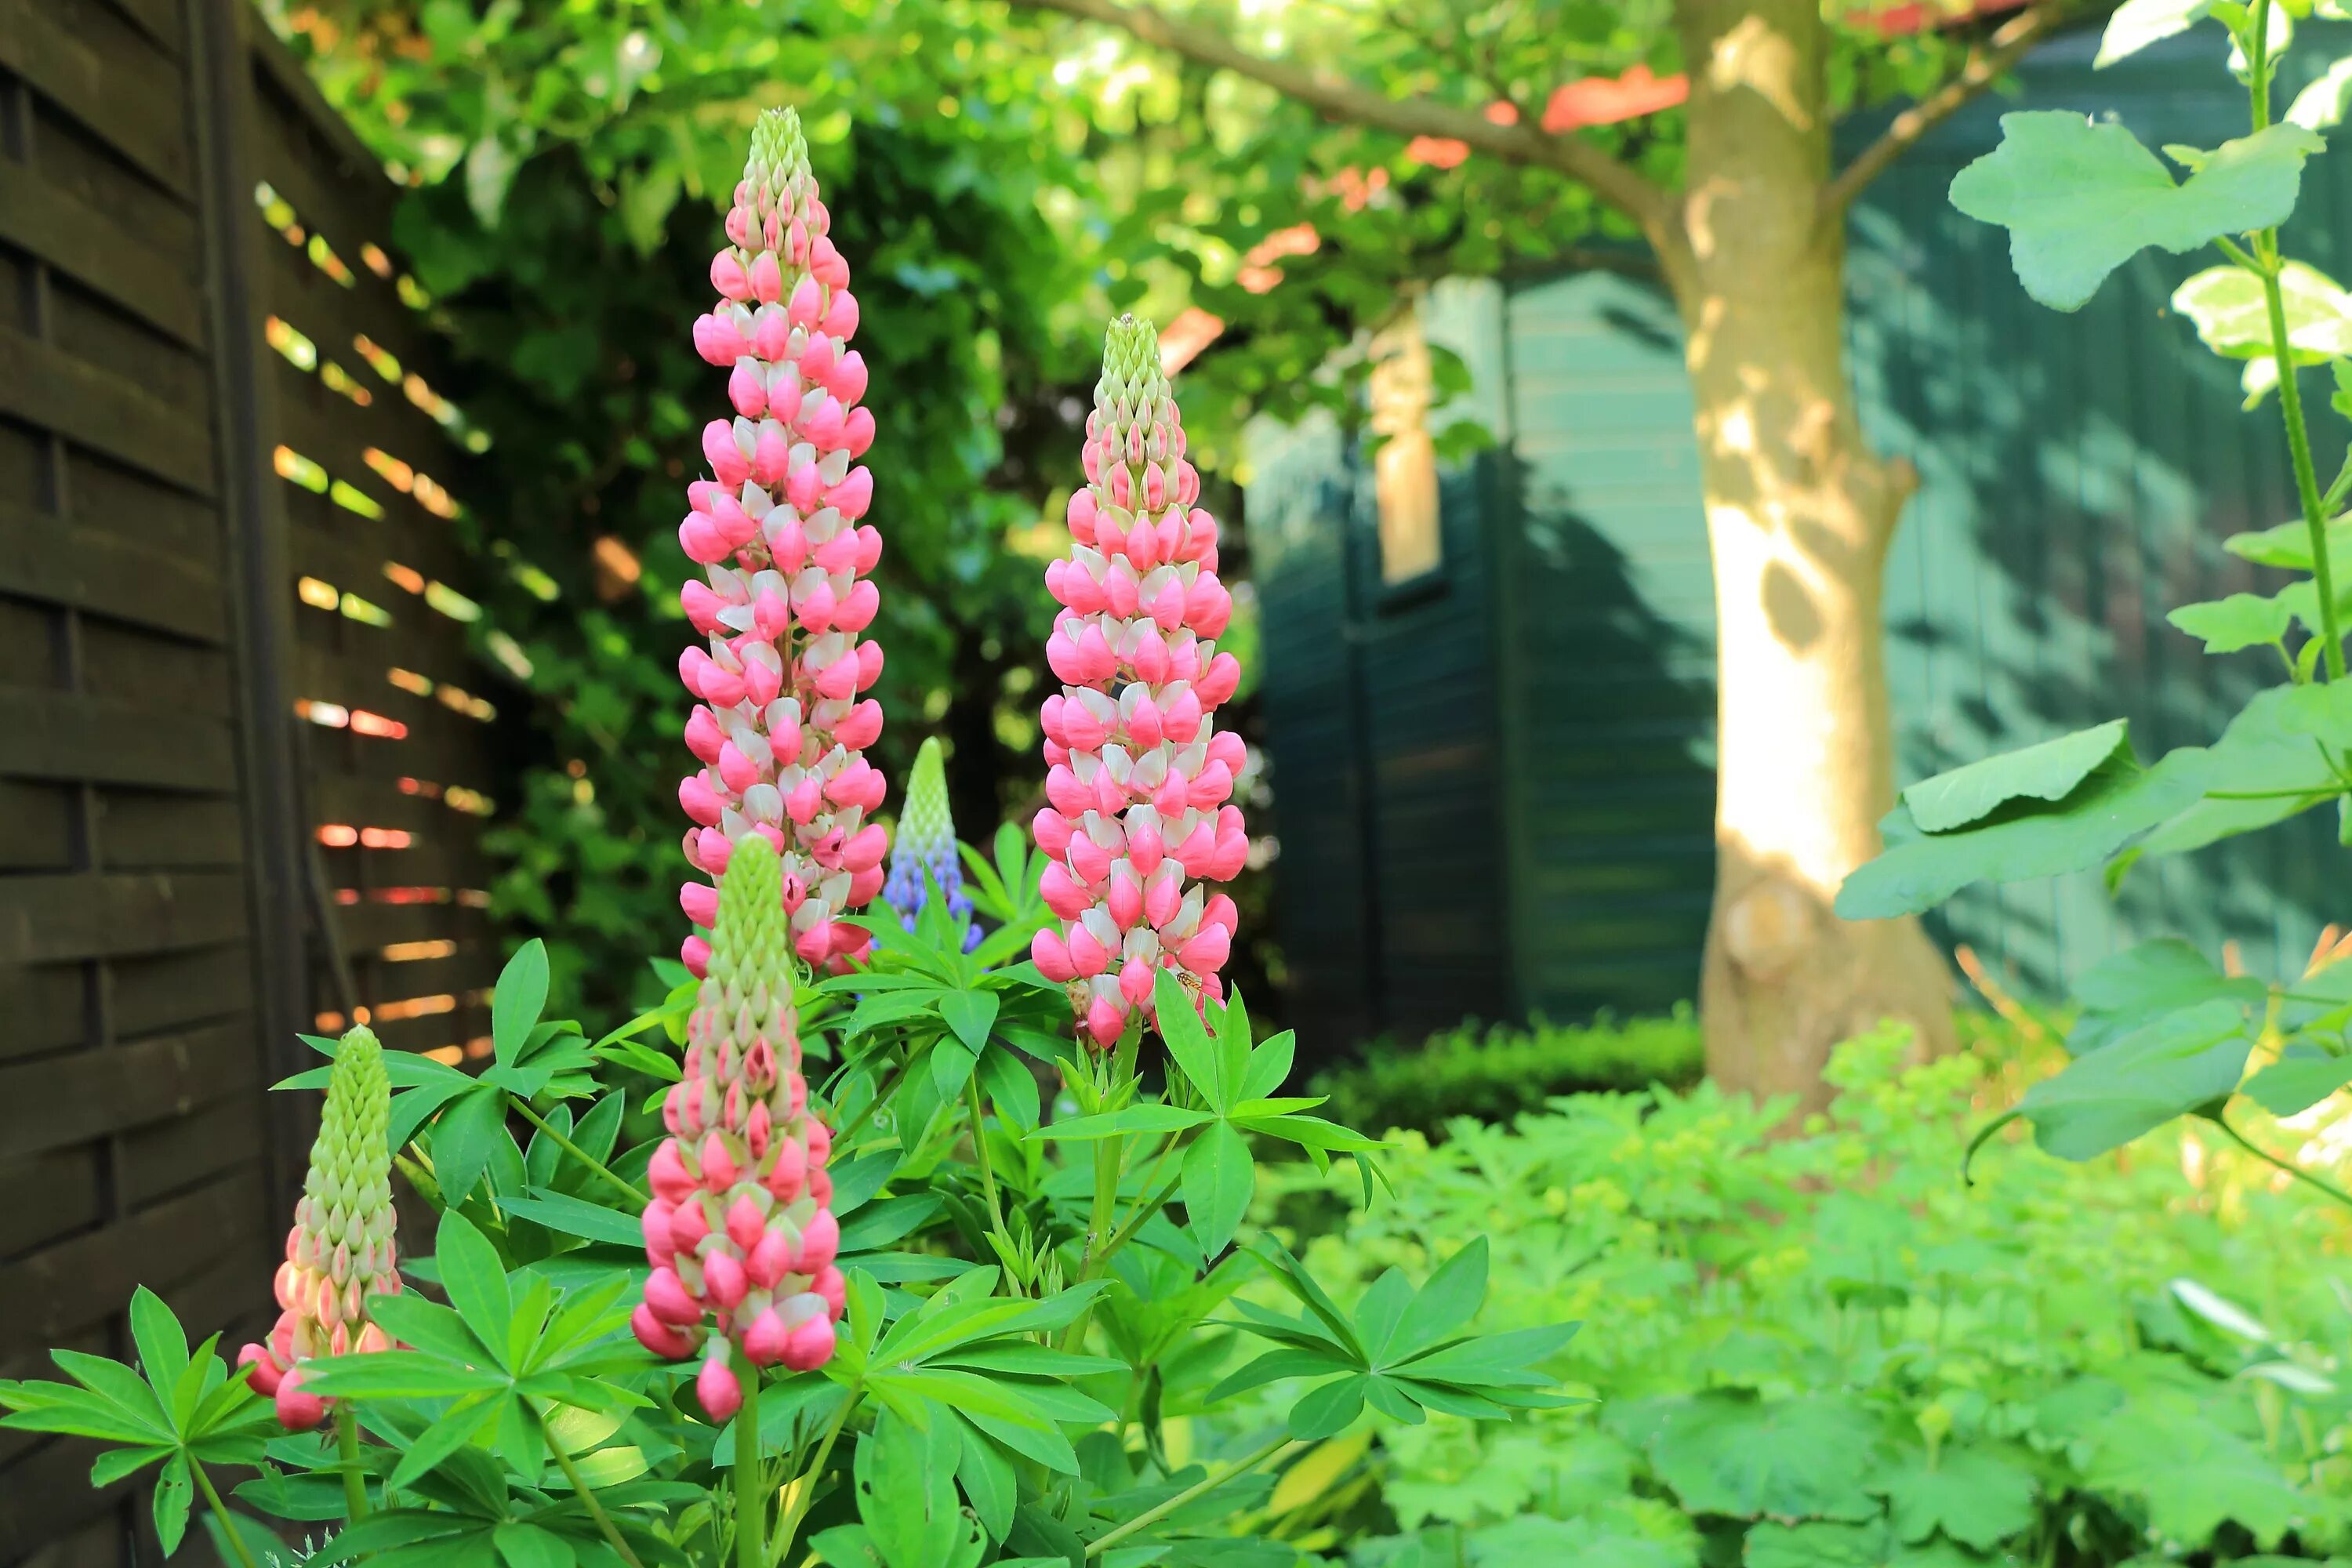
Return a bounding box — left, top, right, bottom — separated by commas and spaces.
0, 4, 510, 1561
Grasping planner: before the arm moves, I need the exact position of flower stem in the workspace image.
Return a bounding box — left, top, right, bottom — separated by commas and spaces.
1084, 1434, 1297, 1559
507, 1094, 648, 1205
2217, 1115, 2352, 1212
336, 1406, 371, 1522
964, 1076, 1012, 1251
189, 1459, 263, 1568
735, 1356, 765, 1568
536, 1401, 647, 1568
771, 1385, 858, 1568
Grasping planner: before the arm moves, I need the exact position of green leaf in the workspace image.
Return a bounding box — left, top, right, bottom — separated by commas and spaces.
1900, 719, 2131, 832
1240, 1029, 1297, 1103
1883, 1444, 2038, 1549
975, 1045, 1040, 1131
1288, 1374, 1368, 1439
1628, 1392, 1882, 1521
390, 1399, 503, 1491
127, 1288, 191, 1427
2019, 996, 2254, 1159
2169, 591, 2294, 653
2067, 938, 2265, 1055
434, 1210, 517, 1361
2096, 0, 2213, 64
429, 1087, 513, 1207
955, 1415, 1016, 1542
1156, 969, 1229, 1111
938, 990, 999, 1053
2082, 1403, 2307, 1544
492, 939, 550, 1068
2172, 261, 2352, 363
1949, 114, 2323, 310
855, 1408, 987, 1568
494, 1520, 575, 1568
2245, 1047, 2352, 1114
1388, 1240, 1488, 1360
2223, 511, 2352, 568
153, 1454, 191, 1555
2289, 51, 2352, 128
1837, 745, 2206, 920
1032, 1104, 1212, 1141
496, 1189, 644, 1248
2140, 681, 2352, 855
1181, 1120, 1254, 1258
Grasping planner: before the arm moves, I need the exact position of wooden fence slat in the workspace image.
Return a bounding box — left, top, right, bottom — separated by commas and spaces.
0, 871, 247, 964
330, 900, 493, 952
0, 1020, 253, 1160
0, 1167, 268, 1345
0, 162, 205, 349
0, 0, 191, 194
0, 501, 229, 644
0, 325, 216, 495
0, 688, 239, 792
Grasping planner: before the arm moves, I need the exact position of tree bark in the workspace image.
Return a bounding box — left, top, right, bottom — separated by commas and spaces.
1663, 0, 1956, 1106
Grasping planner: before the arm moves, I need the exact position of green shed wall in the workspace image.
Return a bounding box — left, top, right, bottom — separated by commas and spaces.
1246, 28, 2351, 1052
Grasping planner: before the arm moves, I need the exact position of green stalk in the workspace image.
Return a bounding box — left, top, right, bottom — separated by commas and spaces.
735, 1357, 766, 1568
771, 1386, 858, 1568
536, 1402, 648, 1568
964, 1076, 1013, 1257
2217, 1115, 2352, 1212
190, 1460, 263, 1568
1083, 1434, 1296, 1559
507, 1094, 648, 1205
337, 1406, 371, 1523
2243, 0, 2345, 677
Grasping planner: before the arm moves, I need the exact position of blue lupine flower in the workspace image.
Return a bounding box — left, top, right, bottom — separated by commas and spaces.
885, 736, 982, 952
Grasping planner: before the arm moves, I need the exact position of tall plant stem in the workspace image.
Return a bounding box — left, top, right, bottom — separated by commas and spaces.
735, 1359, 766, 1568
771, 1386, 858, 1568
336, 1406, 371, 1522
1083, 1434, 1296, 1559
536, 1402, 648, 1568
190, 1460, 263, 1568
2244, 0, 2344, 677
963, 1077, 1011, 1247
507, 1096, 647, 1205
2217, 1116, 2352, 1212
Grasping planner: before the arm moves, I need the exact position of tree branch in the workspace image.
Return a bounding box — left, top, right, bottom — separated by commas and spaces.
1821, 0, 2074, 219
1004, 0, 1675, 238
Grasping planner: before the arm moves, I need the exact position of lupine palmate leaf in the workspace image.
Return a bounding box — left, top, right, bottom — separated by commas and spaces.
1951, 114, 2322, 310
2013, 997, 2255, 1160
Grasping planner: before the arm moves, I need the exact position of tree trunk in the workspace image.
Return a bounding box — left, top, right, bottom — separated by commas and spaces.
1660, 0, 1955, 1106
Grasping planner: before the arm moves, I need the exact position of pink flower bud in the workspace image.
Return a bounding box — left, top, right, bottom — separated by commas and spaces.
695, 314, 750, 365
712, 251, 752, 301
645, 1266, 702, 1326
681, 581, 726, 633
742, 1307, 790, 1366
668, 1197, 712, 1254
829, 350, 869, 406
835, 700, 884, 750
275, 1370, 328, 1433
703, 420, 750, 487
814, 1265, 848, 1322
683, 935, 711, 978
753, 306, 791, 361
822, 290, 859, 339
753, 424, 792, 486
1066, 920, 1111, 977
729, 360, 768, 417
681, 514, 732, 564
826, 466, 873, 521
1119, 956, 1154, 1007
844, 406, 876, 458
681, 776, 726, 828
725, 1195, 766, 1251
1085, 993, 1126, 1047
633, 1303, 696, 1359
697, 1357, 742, 1421
702, 1249, 748, 1308
788, 275, 823, 328
750, 252, 785, 303
835, 579, 880, 633
781, 1314, 837, 1372
1034, 807, 1074, 856
643, 1200, 680, 1265
1033, 927, 1078, 982
1198, 652, 1242, 706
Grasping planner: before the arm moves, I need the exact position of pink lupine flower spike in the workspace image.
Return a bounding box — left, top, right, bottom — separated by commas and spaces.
1032, 316, 1247, 1047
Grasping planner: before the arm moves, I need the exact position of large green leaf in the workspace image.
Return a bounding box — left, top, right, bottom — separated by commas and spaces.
2083, 1403, 2308, 1546
2066, 938, 2265, 1056
2172, 261, 2352, 364
1950, 114, 2322, 310
1838, 746, 2205, 920
1881, 1444, 2038, 1550
2017, 997, 2254, 1160
1624, 1392, 1882, 1521
492, 939, 550, 1068
2169, 591, 2294, 654
855, 1409, 987, 1568
2095, 0, 2212, 64
2137, 681, 2352, 856
1181, 1120, 1254, 1258
1900, 720, 2129, 832
2245, 1047, 2352, 1116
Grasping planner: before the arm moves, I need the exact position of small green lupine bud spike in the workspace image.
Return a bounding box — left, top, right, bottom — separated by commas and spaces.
238, 1026, 402, 1431
883, 737, 978, 946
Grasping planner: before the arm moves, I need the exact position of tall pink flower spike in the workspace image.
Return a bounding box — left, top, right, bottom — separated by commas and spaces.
633, 833, 844, 1410
1031, 316, 1247, 1048
678, 107, 887, 980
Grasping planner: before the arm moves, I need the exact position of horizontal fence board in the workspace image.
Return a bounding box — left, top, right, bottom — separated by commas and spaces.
328, 899, 492, 952
285, 499, 474, 601
0, 1166, 268, 1347
0, 687, 238, 792
0, 0, 191, 195
0, 1019, 254, 1160
0, 872, 246, 964
0, 325, 216, 495
0, 502, 229, 643
96, 790, 249, 872
269, 328, 470, 474
0, 162, 204, 348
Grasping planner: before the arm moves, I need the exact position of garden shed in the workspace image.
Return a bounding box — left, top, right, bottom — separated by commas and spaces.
1247, 26, 2352, 1049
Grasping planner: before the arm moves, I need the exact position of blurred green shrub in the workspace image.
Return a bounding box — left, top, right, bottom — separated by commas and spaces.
1308, 1009, 1704, 1137
1247, 1022, 2352, 1566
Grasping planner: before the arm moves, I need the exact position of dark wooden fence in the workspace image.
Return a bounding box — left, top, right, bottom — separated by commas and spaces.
0, 2, 507, 1560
